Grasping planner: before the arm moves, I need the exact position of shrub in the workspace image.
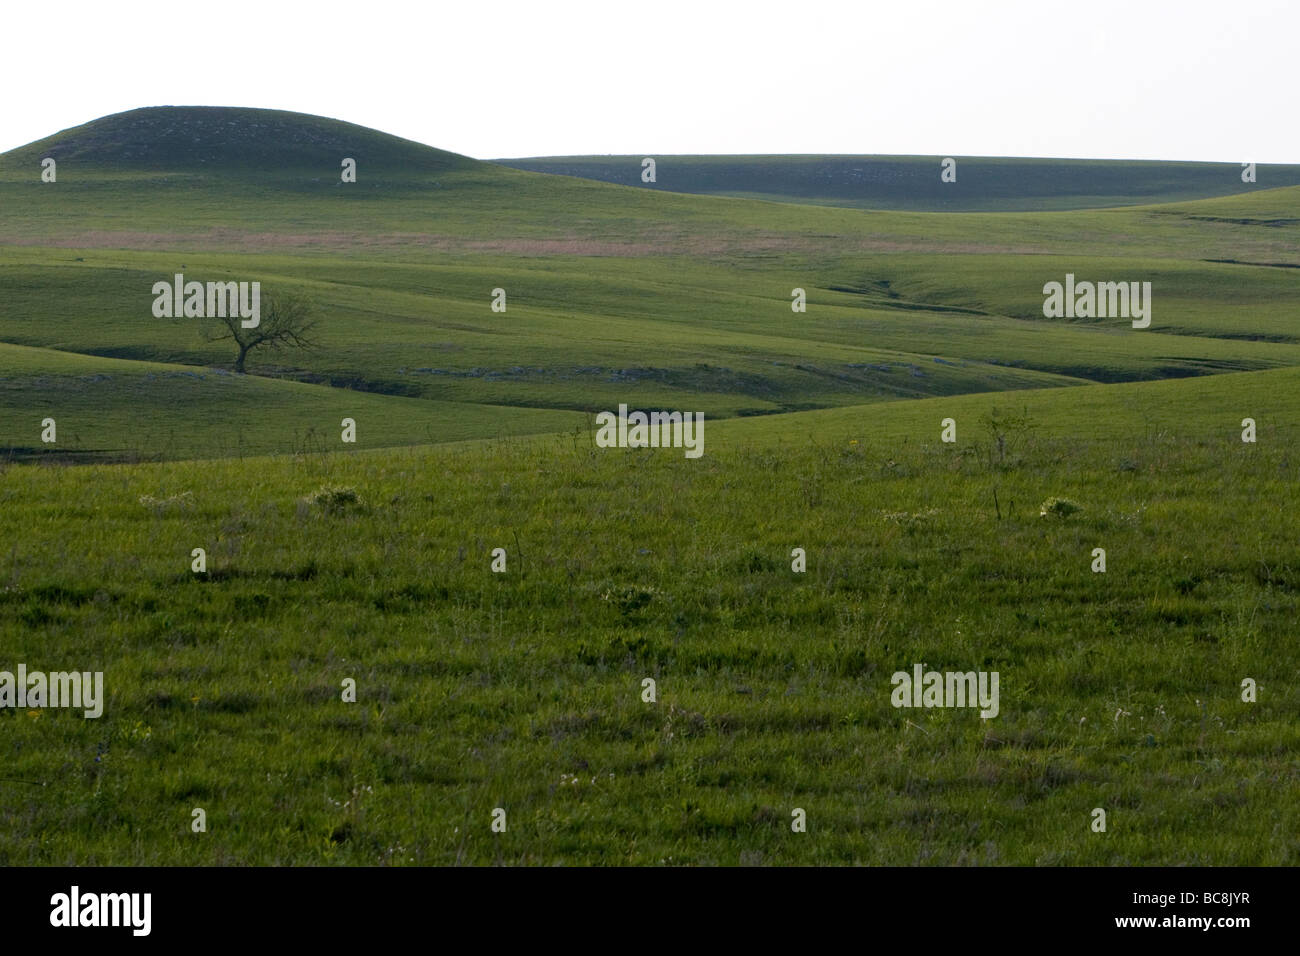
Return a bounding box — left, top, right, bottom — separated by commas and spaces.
306, 485, 363, 514
1039, 496, 1082, 518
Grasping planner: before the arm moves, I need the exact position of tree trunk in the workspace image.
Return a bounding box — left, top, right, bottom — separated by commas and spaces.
235, 344, 249, 374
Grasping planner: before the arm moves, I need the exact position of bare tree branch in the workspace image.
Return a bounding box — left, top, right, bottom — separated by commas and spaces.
203, 291, 319, 373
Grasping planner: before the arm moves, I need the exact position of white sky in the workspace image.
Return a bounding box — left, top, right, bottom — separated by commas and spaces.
2, 0, 1296, 162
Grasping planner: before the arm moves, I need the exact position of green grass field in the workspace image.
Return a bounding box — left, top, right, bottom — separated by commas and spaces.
0, 107, 1296, 865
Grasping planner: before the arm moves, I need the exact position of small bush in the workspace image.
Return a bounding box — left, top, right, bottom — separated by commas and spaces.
306, 486, 363, 514
1039, 496, 1082, 518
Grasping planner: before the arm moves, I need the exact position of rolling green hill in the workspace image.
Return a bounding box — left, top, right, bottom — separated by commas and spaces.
494, 154, 1300, 212
0, 342, 585, 463
3, 105, 477, 175
1, 106, 1297, 467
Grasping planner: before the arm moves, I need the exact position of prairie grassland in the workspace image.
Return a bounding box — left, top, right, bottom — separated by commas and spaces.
1, 371, 1296, 864
2, 108, 1296, 865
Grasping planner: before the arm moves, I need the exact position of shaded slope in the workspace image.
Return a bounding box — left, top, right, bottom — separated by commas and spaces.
0, 343, 585, 462
495, 154, 1300, 212
708, 364, 1300, 449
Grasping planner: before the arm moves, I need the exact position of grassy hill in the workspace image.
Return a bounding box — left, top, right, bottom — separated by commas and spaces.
5, 237, 1300, 462
3, 105, 477, 175
494, 154, 1300, 212
0, 342, 584, 463
3, 109, 1300, 462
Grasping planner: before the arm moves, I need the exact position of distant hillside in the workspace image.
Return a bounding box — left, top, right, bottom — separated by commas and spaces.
493, 154, 1300, 212
3, 105, 1300, 462
0, 106, 479, 175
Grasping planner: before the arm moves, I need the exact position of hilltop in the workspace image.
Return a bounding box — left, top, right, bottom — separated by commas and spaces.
0, 105, 479, 175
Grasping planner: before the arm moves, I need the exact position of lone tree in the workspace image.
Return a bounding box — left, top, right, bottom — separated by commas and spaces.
204, 291, 319, 374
